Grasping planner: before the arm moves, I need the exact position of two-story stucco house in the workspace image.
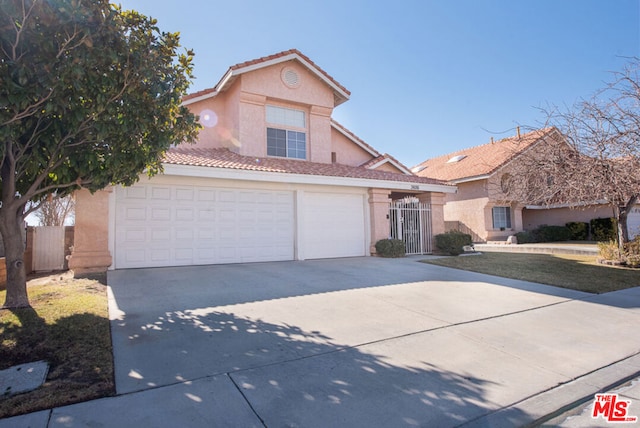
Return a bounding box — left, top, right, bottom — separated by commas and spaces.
413, 127, 618, 242
68, 49, 455, 273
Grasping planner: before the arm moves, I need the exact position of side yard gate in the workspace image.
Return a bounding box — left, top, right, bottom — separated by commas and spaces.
32, 226, 66, 272
389, 199, 432, 255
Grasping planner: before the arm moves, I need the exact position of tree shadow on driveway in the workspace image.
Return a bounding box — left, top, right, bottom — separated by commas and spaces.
111, 305, 539, 427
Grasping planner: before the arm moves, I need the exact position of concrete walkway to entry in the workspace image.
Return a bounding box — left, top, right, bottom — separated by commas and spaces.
2, 256, 640, 427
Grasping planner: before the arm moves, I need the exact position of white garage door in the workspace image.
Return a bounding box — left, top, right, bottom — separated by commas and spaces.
629, 206, 640, 240
302, 192, 366, 259
115, 183, 294, 268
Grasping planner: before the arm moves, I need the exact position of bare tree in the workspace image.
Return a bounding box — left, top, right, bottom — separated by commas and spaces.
503, 58, 640, 251
33, 194, 75, 226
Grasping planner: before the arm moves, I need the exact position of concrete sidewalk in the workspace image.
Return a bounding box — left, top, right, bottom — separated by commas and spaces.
2, 256, 639, 427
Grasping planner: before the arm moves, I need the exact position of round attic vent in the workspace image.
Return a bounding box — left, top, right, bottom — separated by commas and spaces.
282, 68, 300, 88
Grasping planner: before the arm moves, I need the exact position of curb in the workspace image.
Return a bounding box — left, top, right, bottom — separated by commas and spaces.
460, 353, 640, 427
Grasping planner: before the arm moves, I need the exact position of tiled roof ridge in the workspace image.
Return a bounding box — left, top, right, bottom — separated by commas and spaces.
359, 153, 414, 175
381, 152, 413, 174
164, 147, 448, 186
413, 127, 558, 182
359, 155, 386, 169
182, 87, 216, 102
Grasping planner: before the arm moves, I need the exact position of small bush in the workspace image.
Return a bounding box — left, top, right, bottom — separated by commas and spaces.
375, 239, 405, 258
598, 240, 622, 261
591, 217, 617, 242
532, 225, 571, 242
566, 222, 589, 240
625, 236, 640, 268
516, 225, 571, 244
435, 230, 472, 256
515, 231, 535, 244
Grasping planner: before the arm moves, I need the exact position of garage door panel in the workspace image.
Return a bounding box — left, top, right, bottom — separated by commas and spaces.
303, 192, 366, 260
115, 184, 294, 268
151, 187, 171, 200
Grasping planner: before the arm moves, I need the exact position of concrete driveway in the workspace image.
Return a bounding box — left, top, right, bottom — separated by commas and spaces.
20, 256, 640, 427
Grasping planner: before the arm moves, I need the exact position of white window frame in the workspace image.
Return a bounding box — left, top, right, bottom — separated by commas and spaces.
492, 206, 512, 229
266, 105, 307, 160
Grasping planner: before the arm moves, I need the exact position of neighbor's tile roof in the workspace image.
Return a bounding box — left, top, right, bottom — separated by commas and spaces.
164, 148, 449, 186
414, 128, 557, 182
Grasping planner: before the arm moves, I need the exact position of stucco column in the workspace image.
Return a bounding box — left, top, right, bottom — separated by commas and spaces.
68, 188, 113, 274
368, 188, 391, 255
418, 192, 446, 238
513, 203, 524, 233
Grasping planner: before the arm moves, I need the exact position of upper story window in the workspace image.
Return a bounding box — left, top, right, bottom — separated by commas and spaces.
266, 105, 306, 160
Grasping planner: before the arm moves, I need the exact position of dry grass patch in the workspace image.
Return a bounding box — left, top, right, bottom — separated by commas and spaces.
422, 252, 640, 294
0, 276, 114, 418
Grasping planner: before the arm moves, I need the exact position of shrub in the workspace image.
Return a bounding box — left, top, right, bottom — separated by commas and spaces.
375, 239, 405, 258
598, 240, 622, 261
625, 236, 640, 268
515, 231, 535, 244
535, 225, 572, 242
565, 222, 589, 241
518, 225, 571, 243
435, 230, 472, 256
591, 217, 617, 242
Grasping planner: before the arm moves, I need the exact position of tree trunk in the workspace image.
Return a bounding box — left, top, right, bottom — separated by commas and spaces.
0, 207, 29, 308
617, 196, 639, 253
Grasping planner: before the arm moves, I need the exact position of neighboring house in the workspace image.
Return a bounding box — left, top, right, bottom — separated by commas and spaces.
413, 127, 624, 242
68, 49, 455, 273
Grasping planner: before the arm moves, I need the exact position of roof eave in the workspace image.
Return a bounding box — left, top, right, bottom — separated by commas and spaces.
162, 163, 456, 193
216, 52, 350, 106
449, 174, 492, 184
182, 90, 219, 106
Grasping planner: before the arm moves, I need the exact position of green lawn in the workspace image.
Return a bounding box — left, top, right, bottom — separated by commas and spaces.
0, 277, 114, 418
422, 252, 640, 294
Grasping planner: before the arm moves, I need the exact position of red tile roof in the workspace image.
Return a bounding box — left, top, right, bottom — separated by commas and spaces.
359, 154, 412, 175
182, 87, 216, 102
164, 148, 449, 186
414, 128, 558, 182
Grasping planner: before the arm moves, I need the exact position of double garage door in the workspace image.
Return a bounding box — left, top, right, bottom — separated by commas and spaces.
114, 182, 366, 269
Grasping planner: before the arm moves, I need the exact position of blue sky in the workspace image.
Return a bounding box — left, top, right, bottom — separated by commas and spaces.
117, 0, 639, 168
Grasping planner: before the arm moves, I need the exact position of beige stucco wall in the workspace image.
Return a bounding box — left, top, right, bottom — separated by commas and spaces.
309, 106, 333, 163
238, 91, 268, 157
442, 179, 526, 242
330, 127, 375, 166
186, 61, 340, 164
368, 188, 391, 254
522, 205, 613, 230
68, 188, 112, 274
241, 61, 334, 109
374, 162, 404, 174
419, 192, 446, 238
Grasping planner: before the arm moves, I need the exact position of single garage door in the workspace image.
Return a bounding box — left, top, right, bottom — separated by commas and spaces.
115, 183, 294, 268
302, 192, 366, 259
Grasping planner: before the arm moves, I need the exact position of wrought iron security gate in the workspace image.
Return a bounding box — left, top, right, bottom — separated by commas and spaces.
389, 198, 432, 254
